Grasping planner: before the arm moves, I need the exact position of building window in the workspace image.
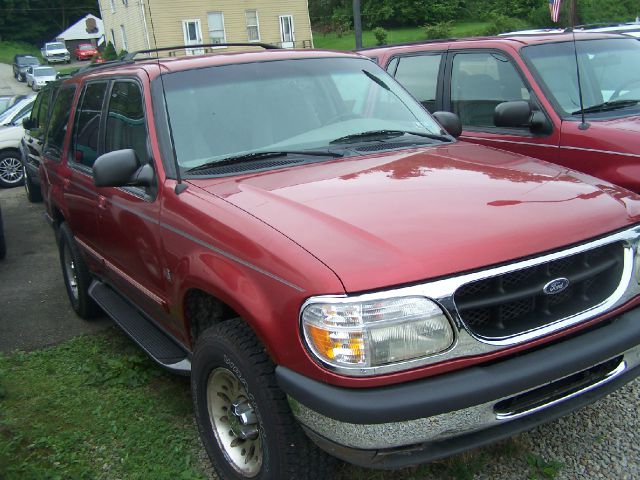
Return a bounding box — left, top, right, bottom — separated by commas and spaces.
109, 0, 115, 13
120, 24, 127, 51
111, 28, 116, 49
207, 12, 226, 45
245, 10, 260, 42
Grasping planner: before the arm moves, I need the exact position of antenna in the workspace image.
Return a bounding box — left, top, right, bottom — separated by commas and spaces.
569, 8, 590, 130
146, 1, 188, 194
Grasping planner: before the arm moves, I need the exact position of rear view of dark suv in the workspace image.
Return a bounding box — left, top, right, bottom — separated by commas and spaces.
13, 54, 40, 82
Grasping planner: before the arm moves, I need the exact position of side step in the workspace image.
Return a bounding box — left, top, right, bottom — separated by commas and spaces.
89, 280, 191, 374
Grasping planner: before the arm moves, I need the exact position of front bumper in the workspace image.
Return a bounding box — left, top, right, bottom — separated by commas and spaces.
46, 55, 69, 63
277, 306, 640, 468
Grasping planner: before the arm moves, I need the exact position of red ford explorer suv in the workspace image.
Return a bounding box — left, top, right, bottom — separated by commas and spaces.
364, 33, 640, 192
40, 44, 640, 479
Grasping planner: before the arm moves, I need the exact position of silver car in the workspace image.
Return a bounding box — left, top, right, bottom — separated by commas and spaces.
25, 66, 57, 91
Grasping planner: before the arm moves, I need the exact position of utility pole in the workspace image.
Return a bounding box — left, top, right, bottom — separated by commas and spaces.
353, 0, 362, 49
569, 0, 578, 26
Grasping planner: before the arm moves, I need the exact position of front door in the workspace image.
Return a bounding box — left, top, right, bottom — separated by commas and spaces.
182, 19, 204, 55
279, 15, 294, 48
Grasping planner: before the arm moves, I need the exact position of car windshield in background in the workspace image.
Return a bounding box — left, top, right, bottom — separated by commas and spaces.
19, 57, 39, 66
79, 45, 95, 50
34, 67, 56, 77
0, 97, 32, 124
48, 43, 65, 49
523, 38, 640, 117
161, 57, 444, 171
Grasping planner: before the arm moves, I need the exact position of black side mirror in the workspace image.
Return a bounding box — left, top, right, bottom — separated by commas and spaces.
22, 117, 33, 130
432, 111, 462, 138
93, 149, 153, 188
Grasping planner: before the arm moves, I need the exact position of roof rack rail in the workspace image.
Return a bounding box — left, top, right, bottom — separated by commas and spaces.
122, 42, 279, 61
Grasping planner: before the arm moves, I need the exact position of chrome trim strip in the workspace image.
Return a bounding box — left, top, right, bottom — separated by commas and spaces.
290, 343, 640, 450
494, 359, 627, 420
461, 135, 557, 149
300, 226, 640, 376
560, 145, 640, 159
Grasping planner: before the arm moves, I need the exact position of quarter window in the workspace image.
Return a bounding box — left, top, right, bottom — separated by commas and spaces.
245, 10, 260, 42
208, 12, 226, 44
105, 81, 148, 164
450, 52, 530, 128
45, 86, 76, 160
71, 82, 107, 168
392, 54, 442, 113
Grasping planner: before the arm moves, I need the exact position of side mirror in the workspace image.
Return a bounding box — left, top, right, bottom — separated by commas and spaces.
432, 111, 462, 138
494, 101, 532, 128
22, 117, 33, 130
93, 149, 153, 188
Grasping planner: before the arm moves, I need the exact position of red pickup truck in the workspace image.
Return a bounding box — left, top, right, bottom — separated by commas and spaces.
40, 45, 640, 479
364, 33, 640, 192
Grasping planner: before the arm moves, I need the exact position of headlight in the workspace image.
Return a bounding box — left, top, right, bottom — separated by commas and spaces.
301, 296, 454, 374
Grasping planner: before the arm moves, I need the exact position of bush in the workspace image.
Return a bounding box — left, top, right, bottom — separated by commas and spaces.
483, 15, 530, 36
373, 27, 389, 45
118, 49, 128, 59
102, 41, 117, 61
424, 22, 452, 40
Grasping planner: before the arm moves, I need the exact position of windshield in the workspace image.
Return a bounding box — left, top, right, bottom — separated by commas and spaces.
18, 57, 39, 66
48, 43, 65, 49
0, 97, 33, 124
523, 38, 640, 117
34, 67, 56, 77
162, 57, 443, 170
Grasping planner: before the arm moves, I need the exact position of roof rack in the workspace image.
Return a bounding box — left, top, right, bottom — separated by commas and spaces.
122, 42, 279, 61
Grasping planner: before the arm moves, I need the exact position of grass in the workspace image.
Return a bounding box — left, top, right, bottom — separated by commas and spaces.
0, 41, 42, 65
0, 330, 563, 480
313, 22, 490, 51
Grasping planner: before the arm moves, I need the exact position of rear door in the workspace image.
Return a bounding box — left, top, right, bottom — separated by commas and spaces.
443, 49, 560, 162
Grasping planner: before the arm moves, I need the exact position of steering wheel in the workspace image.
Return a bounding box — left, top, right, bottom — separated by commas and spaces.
609, 78, 640, 102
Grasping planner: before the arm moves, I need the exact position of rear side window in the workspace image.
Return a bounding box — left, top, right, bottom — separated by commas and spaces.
44, 86, 76, 160
392, 54, 443, 113
105, 81, 148, 164
71, 82, 108, 168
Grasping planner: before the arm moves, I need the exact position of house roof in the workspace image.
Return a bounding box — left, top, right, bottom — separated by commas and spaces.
56, 14, 104, 41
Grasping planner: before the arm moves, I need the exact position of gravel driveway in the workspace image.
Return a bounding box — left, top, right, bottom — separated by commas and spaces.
0, 59, 638, 480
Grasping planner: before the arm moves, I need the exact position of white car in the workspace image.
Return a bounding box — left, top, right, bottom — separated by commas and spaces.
0, 95, 35, 127
25, 66, 57, 91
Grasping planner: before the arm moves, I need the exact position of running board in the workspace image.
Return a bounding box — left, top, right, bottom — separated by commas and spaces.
89, 280, 191, 374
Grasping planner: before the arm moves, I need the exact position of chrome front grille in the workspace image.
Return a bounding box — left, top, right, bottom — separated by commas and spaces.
454, 242, 625, 339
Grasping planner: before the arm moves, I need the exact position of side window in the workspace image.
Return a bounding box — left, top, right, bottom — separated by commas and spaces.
451, 52, 530, 129
105, 81, 148, 164
392, 54, 443, 113
28, 95, 42, 131
44, 86, 76, 161
36, 88, 54, 139
71, 82, 107, 168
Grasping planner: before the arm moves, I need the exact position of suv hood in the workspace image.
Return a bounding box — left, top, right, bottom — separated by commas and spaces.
572, 115, 640, 155
198, 142, 640, 293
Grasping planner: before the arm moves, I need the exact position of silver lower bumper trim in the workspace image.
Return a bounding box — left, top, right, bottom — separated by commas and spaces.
290, 344, 640, 450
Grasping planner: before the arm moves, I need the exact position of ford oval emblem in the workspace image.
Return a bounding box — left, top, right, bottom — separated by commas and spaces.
543, 278, 570, 295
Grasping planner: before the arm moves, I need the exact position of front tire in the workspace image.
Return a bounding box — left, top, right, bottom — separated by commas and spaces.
23, 165, 42, 202
57, 222, 99, 319
192, 320, 334, 480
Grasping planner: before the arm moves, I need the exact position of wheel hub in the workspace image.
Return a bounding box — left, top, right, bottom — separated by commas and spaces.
0, 157, 23, 184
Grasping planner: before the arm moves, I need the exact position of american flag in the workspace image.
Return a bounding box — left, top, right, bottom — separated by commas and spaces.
549, 0, 562, 22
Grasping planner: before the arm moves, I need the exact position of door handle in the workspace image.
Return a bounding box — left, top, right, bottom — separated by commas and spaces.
98, 195, 107, 210
63, 178, 71, 190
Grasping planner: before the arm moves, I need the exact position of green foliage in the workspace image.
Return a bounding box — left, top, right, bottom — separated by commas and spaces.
424, 22, 453, 40
526, 453, 564, 479
0, 41, 42, 65
372, 27, 389, 46
117, 49, 129, 59
102, 41, 117, 61
483, 15, 531, 36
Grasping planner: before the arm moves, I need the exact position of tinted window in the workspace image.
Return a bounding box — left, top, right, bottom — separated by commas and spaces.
105, 81, 148, 164
45, 86, 76, 160
71, 82, 107, 168
451, 52, 530, 128
393, 54, 442, 112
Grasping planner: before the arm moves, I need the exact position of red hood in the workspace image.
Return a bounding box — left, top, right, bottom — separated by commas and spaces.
194, 142, 640, 293
566, 114, 640, 155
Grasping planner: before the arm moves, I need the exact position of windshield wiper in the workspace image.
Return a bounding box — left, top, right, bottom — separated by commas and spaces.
329, 129, 451, 145
186, 149, 344, 173
572, 99, 639, 115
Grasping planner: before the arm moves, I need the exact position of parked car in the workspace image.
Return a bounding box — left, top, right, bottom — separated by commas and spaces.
41, 45, 640, 479
12, 54, 41, 82
0, 95, 26, 115
0, 202, 5, 259
363, 33, 640, 192
502, 22, 640, 38
20, 84, 58, 202
41, 42, 70, 64
0, 95, 36, 127
25, 66, 57, 91
74, 43, 98, 61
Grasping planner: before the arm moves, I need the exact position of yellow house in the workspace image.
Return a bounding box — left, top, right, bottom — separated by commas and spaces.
97, 0, 314, 55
